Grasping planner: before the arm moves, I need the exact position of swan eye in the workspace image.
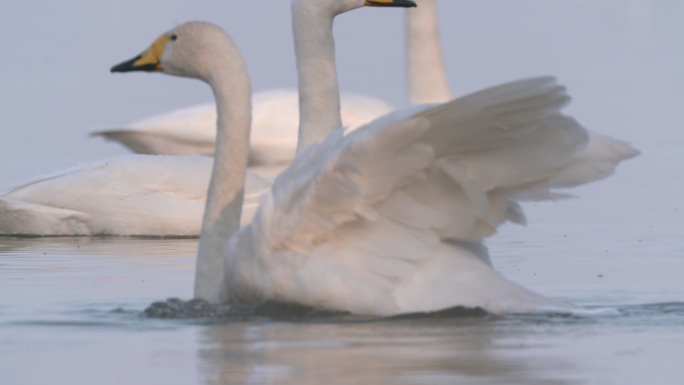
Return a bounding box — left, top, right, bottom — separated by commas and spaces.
170, 34, 178, 41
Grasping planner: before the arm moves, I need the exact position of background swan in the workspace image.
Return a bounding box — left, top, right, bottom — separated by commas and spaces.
91, 0, 638, 186
0, 156, 269, 236
90, 75, 393, 163
0, 0, 637, 239
0, 0, 396, 237
89, 91, 392, 165
87, 0, 451, 160
113, 0, 636, 314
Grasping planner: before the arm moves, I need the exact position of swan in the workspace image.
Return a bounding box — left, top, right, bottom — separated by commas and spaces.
0, 0, 400, 237
90, 91, 393, 165
85, 0, 446, 161
111, 1, 635, 314
0, 156, 270, 236
93, 0, 638, 184
0, 0, 636, 243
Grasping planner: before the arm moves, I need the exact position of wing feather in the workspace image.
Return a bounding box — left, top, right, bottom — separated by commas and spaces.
233, 77, 636, 314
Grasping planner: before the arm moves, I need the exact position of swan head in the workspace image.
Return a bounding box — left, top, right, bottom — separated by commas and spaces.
292, 0, 416, 16
111, 21, 239, 83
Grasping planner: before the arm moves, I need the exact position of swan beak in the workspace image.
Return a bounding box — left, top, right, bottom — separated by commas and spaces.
110, 34, 170, 73
364, 0, 417, 7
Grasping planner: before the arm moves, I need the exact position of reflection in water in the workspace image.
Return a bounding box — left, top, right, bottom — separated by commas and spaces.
0, 236, 198, 258
198, 319, 579, 385
1, 237, 683, 385
196, 302, 684, 385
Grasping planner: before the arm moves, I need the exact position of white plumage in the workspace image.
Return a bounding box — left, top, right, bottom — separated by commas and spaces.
109, 0, 637, 313
0, 156, 269, 236
90, 86, 393, 166
225, 77, 590, 315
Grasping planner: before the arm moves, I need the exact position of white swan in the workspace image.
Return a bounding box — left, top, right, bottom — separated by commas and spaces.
0, 0, 636, 242
112, 0, 634, 314
85, 0, 447, 161
93, 0, 638, 183
0, 156, 270, 236
0, 0, 398, 237
89, 91, 393, 165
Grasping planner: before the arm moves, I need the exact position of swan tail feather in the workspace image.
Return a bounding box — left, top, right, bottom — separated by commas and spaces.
0, 197, 91, 236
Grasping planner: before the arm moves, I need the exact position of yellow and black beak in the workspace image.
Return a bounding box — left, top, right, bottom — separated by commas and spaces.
111, 34, 171, 73
364, 0, 417, 8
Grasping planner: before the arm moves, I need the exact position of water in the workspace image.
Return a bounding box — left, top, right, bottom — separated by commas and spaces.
2, 221, 683, 384
2, 1, 684, 384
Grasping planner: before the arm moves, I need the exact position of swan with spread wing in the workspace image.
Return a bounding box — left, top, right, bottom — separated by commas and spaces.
109, 0, 637, 314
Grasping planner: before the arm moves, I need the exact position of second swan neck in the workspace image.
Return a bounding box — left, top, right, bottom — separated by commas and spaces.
292, 3, 344, 154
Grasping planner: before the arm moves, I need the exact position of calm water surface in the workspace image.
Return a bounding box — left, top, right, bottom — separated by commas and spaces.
2, 208, 683, 385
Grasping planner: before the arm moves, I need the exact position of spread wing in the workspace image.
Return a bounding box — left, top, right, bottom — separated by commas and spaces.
230, 78, 605, 314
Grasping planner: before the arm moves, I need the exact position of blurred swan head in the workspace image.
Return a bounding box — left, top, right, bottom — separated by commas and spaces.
111, 21, 241, 84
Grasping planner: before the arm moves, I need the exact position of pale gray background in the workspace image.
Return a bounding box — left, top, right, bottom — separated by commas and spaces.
1, 0, 678, 190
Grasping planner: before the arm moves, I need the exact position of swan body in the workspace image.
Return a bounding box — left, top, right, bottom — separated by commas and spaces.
0, 156, 270, 236
91, 88, 393, 165
111, 0, 636, 315
227, 77, 586, 315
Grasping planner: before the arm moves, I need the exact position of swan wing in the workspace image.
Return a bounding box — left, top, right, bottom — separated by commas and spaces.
228, 78, 592, 314
543, 131, 640, 190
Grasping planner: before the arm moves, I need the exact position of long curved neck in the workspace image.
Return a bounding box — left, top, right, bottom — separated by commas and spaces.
194, 50, 252, 303
292, 3, 343, 154
406, 0, 452, 104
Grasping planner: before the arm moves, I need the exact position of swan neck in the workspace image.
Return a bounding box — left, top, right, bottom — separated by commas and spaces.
194, 60, 251, 303
406, 0, 453, 104
293, 4, 343, 154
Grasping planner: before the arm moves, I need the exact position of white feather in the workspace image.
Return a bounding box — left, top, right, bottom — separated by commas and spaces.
90, 89, 395, 165
225, 78, 595, 315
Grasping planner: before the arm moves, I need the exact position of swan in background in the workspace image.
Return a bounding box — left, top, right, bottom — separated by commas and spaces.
112, 0, 634, 314
87, 0, 448, 160
0, 0, 637, 240
90, 91, 393, 165
92, 0, 638, 185
90, 22, 396, 165
0, 0, 397, 237
0, 156, 270, 236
